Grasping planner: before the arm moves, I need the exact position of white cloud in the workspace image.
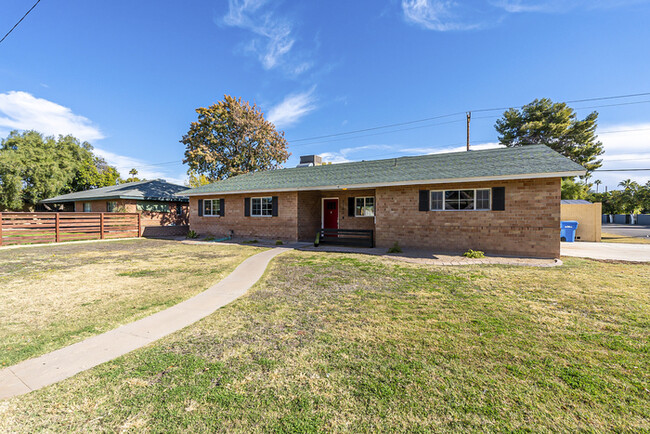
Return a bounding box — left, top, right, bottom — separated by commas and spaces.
223, 0, 306, 72
319, 144, 395, 164
492, 0, 650, 13
93, 147, 187, 185
401, 142, 504, 154
0, 91, 104, 142
401, 0, 486, 31
593, 123, 650, 191
267, 87, 317, 128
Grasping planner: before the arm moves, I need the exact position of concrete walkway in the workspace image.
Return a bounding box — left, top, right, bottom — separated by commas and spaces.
561, 242, 650, 262
0, 247, 290, 401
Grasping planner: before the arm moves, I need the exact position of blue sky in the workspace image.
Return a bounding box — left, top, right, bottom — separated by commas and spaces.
1, 0, 650, 190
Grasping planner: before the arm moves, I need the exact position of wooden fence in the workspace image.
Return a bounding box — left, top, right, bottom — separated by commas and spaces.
0, 212, 141, 247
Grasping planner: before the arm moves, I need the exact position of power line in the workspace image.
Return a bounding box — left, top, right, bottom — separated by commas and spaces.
0, 0, 43, 45
594, 168, 650, 172
286, 91, 650, 144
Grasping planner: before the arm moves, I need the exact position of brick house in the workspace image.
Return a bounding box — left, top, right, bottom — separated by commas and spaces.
41, 179, 189, 236
180, 146, 585, 258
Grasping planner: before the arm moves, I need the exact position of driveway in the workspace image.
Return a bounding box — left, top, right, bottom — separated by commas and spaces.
602, 224, 650, 239
561, 242, 650, 262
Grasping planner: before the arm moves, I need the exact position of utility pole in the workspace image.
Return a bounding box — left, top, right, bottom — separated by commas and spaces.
466, 112, 471, 151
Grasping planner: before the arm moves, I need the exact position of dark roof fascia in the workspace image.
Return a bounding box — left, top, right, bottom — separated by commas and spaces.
41, 195, 189, 204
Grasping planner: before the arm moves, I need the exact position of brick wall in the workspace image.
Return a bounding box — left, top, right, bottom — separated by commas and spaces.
189, 192, 299, 241
73, 199, 188, 232
374, 178, 561, 258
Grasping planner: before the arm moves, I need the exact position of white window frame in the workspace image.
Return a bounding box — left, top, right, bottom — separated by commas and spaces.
203, 199, 221, 217
83, 202, 92, 212
430, 189, 491, 211
107, 201, 117, 212
354, 196, 375, 217
251, 196, 273, 217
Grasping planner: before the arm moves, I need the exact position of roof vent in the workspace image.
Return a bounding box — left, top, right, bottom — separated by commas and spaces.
297, 155, 322, 167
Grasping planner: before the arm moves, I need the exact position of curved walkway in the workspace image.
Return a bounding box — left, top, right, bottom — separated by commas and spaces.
0, 247, 290, 401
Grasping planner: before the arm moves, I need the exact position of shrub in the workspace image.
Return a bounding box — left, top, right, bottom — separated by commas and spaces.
387, 242, 402, 254
463, 249, 485, 258
275, 240, 283, 245
186, 230, 198, 239
205, 236, 215, 241
242, 239, 259, 244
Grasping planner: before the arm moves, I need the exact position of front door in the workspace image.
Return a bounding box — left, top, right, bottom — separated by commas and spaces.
323, 199, 338, 230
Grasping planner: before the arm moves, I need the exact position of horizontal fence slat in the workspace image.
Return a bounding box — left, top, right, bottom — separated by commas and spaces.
1, 212, 140, 246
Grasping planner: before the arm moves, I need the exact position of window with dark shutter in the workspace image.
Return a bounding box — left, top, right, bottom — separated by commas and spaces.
272, 196, 278, 216
348, 197, 355, 217
419, 190, 429, 211
198, 199, 203, 216
492, 187, 505, 211
244, 197, 250, 216
219, 198, 225, 216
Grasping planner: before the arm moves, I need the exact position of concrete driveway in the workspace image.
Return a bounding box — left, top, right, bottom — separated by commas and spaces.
602, 224, 650, 239
561, 242, 650, 262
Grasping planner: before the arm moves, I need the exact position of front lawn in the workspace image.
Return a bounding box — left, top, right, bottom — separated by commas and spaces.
1, 252, 648, 432
0, 239, 263, 366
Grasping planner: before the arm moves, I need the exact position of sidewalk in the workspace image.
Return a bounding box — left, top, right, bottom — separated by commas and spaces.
0, 247, 290, 400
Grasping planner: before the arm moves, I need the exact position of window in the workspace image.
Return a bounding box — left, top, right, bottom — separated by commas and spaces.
83, 202, 92, 212
251, 197, 273, 216
177, 204, 183, 216
107, 201, 117, 212
136, 201, 170, 213
203, 199, 220, 216
430, 189, 490, 211
355, 196, 375, 217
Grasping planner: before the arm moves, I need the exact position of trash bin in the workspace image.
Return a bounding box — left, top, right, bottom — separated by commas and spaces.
560, 220, 579, 242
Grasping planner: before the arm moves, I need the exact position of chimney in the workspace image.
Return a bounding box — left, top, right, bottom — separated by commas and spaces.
297, 155, 322, 167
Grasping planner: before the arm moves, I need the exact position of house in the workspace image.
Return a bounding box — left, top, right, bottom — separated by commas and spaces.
180, 145, 586, 258
41, 179, 189, 236
560, 199, 602, 242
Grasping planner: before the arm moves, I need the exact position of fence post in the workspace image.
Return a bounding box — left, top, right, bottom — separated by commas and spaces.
137, 213, 141, 237
100, 213, 105, 239
0, 212, 3, 247
55, 213, 60, 243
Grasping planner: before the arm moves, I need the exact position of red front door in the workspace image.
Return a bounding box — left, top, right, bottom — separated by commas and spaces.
323, 199, 338, 229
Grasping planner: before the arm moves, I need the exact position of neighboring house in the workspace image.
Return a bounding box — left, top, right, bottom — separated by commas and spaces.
560, 199, 602, 242
41, 179, 189, 236
180, 145, 585, 258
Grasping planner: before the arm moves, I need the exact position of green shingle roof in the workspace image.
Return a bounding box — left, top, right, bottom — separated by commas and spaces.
180, 145, 585, 195
41, 179, 189, 204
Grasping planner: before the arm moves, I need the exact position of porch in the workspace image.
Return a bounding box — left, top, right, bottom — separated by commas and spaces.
297, 189, 376, 244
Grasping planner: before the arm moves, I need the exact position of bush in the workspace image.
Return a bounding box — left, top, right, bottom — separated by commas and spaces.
205, 236, 215, 241
186, 230, 198, 239
275, 240, 283, 245
387, 242, 402, 254
242, 239, 259, 244
463, 249, 485, 258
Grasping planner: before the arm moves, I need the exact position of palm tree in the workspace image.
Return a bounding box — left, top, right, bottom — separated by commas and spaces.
618, 179, 639, 191
594, 179, 602, 193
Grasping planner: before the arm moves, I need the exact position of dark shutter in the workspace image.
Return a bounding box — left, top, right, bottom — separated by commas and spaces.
348, 197, 355, 217
272, 196, 278, 217
198, 199, 203, 216
219, 198, 225, 217
419, 190, 429, 211
244, 197, 250, 217
492, 187, 505, 211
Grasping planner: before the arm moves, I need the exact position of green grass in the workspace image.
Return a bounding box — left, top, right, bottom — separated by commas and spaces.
0, 239, 263, 366
1, 252, 648, 432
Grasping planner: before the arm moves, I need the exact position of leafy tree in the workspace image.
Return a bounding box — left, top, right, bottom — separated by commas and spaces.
186, 170, 212, 188
0, 130, 120, 210
561, 178, 591, 200
181, 95, 290, 181
593, 179, 602, 193
495, 98, 604, 173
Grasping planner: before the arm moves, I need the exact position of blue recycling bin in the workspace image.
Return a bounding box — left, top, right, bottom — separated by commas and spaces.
560, 220, 579, 242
